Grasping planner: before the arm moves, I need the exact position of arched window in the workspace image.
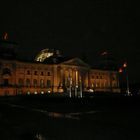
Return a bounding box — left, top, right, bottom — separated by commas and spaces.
26, 79, 30, 87
40, 79, 44, 87
18, 79, 24, 86
33, 79, 37, 87
47, 80, 51, 88
3, 79, 9, 86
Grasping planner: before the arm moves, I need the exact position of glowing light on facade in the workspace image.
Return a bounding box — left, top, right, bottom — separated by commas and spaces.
119, 68, 123, 73
101, 51, 108, 56
0, 56, 120, 96
123, 62, 127, 68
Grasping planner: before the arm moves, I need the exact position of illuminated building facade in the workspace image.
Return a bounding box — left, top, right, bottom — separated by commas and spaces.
0, 40, 120, 96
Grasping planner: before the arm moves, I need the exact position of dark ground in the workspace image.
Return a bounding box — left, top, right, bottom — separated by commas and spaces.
0, 95, 140, 140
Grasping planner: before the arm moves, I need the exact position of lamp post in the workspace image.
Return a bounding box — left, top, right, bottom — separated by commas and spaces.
123, 62, 131, 96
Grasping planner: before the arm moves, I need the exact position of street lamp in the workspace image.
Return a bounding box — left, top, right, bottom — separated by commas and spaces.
123, 62, 131, 96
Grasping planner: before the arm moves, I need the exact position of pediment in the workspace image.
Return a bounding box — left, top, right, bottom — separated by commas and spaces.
61, 57, 90, 67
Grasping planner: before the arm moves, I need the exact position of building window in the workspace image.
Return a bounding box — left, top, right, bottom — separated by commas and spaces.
113, 82, 117, 87
101, 83, 104, 87
26, 79, 30, 87
40, 79, 44, 87
41, 72, 44, 76
92, 75, 94, 79
47, 80, 51, 88
18, 79, 24, 86
27, 70, 30, 75
34, 71, 38, 75
2, 68, 11, 75
33, 79, 37, 87
3, 79, 9, 86
104, 82, 106, 87
96, 83, 100, 87
112, 76, 116, 81
4, 90, 9, 96
18, 90, 23, 95
47, 72, 51, 76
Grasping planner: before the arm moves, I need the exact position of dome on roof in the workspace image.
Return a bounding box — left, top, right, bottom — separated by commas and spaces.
34, 48, 61, 62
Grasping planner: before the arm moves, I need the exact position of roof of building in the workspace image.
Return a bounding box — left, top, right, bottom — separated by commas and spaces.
42, 56, 72, 64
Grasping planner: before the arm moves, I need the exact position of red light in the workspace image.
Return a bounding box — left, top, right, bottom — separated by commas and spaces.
119, 68, 123, 73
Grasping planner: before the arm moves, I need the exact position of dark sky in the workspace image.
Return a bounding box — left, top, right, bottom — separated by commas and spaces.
0, 0, 140, 83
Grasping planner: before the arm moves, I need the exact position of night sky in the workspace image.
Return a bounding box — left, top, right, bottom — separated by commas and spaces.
0, 1, 140, 83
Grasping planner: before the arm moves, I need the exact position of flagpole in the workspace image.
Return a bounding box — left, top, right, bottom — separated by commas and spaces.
126, 74, 130, 96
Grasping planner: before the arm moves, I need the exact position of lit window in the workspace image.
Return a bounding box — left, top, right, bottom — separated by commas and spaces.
96, 83, 98, 87
34, 91, 37, 94
47, 80, 51, 88
40, 79, 44, 87
18, 79, 24, 86
26, 79, 30, 87
33, 79, 37, 87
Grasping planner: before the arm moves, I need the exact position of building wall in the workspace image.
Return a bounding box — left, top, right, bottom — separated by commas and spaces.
89, 69, 120, 92
0, 59, 120, 96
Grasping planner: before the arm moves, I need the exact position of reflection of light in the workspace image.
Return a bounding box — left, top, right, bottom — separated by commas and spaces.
48, 112, 63, 118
